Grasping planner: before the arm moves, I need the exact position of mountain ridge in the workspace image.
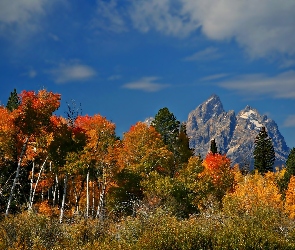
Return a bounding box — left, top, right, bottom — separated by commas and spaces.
186, 94, 290, 167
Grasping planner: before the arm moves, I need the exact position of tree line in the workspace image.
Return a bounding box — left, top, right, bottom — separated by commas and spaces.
1, 89, 295, 249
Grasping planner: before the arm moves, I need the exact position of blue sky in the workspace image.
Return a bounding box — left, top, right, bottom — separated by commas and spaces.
0, 0, 295, 147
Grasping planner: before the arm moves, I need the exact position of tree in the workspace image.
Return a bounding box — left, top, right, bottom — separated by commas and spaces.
210, 139, 218, 155
223, 171, 283, 216
173, 156, 208, 216
74, 114, 116, 219
152, 108, 193, 176
276, 148, 295, 197
285, 176, 295, 219
253, 127, 275, 174
152, 107, 179, 147
5, 89, 61, 215
177, 123, 194, 164
6, 89, 20, 112
111, 122, 173, 215
202, 152, 234, 205
286, 148, 295, 176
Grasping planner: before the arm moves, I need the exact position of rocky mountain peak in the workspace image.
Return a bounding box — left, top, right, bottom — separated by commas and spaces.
188, 94, 225, 127
200, 94, 224, 120
186, 95, 290, 168
237, 106, 268, 131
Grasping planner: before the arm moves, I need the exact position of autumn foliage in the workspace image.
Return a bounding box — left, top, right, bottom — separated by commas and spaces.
202, 152, 235, 204
1, 89, 295, 249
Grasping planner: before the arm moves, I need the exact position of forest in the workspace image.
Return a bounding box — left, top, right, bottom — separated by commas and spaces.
1, 89, 295, 249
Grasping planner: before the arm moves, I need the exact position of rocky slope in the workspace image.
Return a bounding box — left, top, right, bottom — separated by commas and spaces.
186, 95, 290, 168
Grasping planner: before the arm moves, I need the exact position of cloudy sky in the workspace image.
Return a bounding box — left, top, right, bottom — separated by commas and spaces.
0, 0, 295, 147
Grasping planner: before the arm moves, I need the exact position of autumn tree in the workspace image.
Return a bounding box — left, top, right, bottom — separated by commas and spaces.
172, 156, 210, 216
0, 107, 18, 212
223, 171, 283, 216
48, 115, 86, 222
202, 152, 234, 206
284, 176, 295, 219
275, 148, 295, 198
74, 114, 116, 219
5, 89, 61, 215
253, 126, 275, 174
111, 122, 173, 215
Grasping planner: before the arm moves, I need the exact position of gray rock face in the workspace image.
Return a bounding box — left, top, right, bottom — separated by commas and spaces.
186, 95, 290, 167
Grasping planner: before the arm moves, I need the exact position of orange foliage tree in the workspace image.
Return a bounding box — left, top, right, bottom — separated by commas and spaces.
202, 152, 235, 205
0, 107, 16, 165
5, 89, 61, 215
72, 114, 116, 218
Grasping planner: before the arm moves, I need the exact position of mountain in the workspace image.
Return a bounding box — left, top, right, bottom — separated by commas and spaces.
186, 94, 290, 168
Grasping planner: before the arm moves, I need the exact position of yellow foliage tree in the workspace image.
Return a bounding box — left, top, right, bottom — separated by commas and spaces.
285, 176, 295, 219
223, 171, 283, 216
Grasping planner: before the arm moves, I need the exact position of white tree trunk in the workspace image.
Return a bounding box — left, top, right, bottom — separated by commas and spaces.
29, 157, 48, 209
59, 173, 68, 223
6, 137, 29, 216
28, 161, 35, 210
86, 170, 89, 218
96, 181, 106, 221
72, 178, 79, 215
53, 174, 58, 207
92, 181, 95, 217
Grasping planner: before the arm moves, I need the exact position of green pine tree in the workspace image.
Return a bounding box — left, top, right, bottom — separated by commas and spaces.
210, 139, 218, 155
152, 108, 193, 176
253, 127, 275, 174
286, 148, 295, 175
6, 89, 19, 112
177, 123, 194, 163
152, 107, 180, 146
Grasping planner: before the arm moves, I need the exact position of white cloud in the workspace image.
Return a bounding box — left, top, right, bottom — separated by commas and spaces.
126, 0, 295, 59
93, 0, 128, 33
284, 115, 295, 127
181, 0, 295, 58
0, 0, 44, 24
201, 73, 229, 81
184, 47, 221, 61
0, 0, 58, 38
28, 69, 37, 78
219, 70, 295, 99
108, 75, 122, 81
49, 33, 60, 42
49, 62, 97, 84
129, 0, 200, 37
22, 69, 37, 78
123, 77, 170, 92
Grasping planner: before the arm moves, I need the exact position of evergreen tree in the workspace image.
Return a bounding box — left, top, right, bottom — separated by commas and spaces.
152, 107, 180, 147
277, 148, 295, 198
6, 89, 20, 112
177, 123, 194, 163
210, 139, 218, 155
253, 127, 275, 174
286, 148, 295, 176
152, 108, 193, 176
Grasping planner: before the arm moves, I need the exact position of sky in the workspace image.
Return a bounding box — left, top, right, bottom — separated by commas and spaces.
0, 0, 295, 148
